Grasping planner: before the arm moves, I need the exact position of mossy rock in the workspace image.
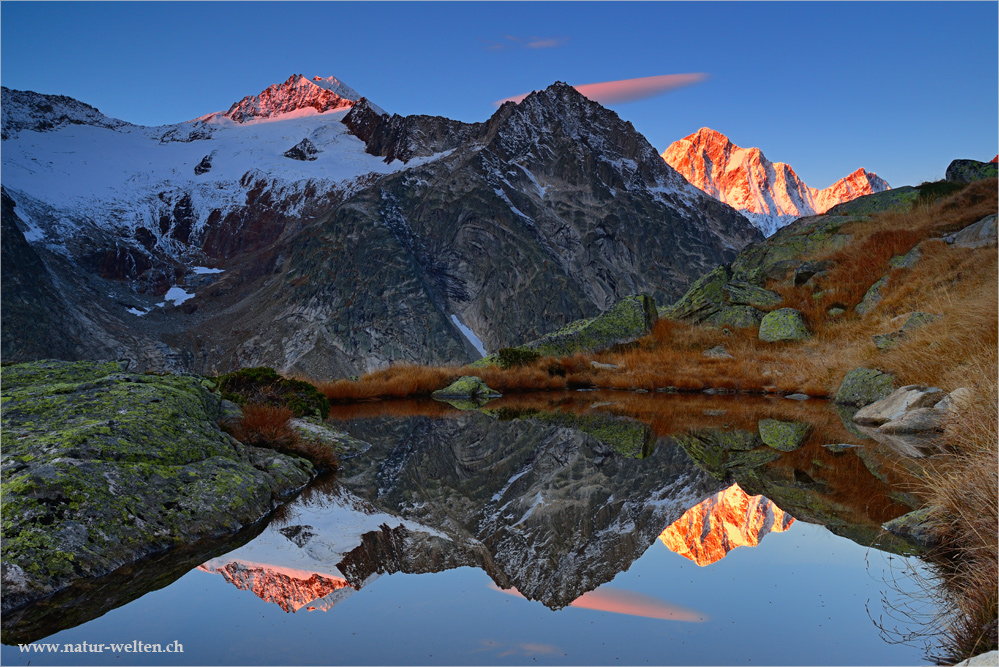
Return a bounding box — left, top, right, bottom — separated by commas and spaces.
758, 419, 810, 451
888, 245, 921, 269
872, 333, 899, 351
723, 282, 783, 308
882, 507, 937, 551
899, 311, 940, 334
703, 305, 765, 329
661, 265, 730, 322
216, 366, 329, 420
834, 367, 896, 407
855, 275, 888, 316
496, 347, 542, 369
945, 159, 997, 184
730, 215, 851, 284
758, 308, 809, 342
431, 376, 501, 400
522, 294, 658, 358
0, 360, 313, 612
825, 187, 919, 216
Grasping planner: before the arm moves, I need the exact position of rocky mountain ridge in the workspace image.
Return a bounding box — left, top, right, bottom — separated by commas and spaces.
2, 75, 761, 377
662, 127, 890, 236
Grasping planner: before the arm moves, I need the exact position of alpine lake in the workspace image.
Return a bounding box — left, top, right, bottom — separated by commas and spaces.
1, 390, 943, 666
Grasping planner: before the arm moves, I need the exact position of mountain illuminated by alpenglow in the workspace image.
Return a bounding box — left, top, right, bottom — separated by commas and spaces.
662, 127, 890, 236
659, 483, 794, 566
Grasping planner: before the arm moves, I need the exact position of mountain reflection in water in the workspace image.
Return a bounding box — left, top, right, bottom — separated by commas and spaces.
199, 391, 922, 616
2, 390, 930, 657
660, 483, 795, 566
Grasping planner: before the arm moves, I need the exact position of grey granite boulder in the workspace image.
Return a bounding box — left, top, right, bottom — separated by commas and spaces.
944, 214, 997, 249
854, 384, 944, 425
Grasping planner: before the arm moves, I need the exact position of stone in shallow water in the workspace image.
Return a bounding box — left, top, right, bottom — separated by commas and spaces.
882, 507, 936, 550
431, 376, 501, 400
853, 385, 944, 425
834, 367, 896, 406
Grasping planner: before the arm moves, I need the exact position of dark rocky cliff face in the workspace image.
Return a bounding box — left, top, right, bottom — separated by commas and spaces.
3, 82, 761, 378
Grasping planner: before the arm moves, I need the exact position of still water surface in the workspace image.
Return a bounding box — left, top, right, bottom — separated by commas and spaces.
1, 392, 938, 665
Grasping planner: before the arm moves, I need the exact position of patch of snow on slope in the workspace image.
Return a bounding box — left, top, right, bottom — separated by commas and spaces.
164, 287, 195, 305
450, 314, 488, 357
192, 266, 224, 274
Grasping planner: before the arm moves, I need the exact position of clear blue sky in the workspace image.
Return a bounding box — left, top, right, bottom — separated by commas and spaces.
2, 2, 996, 189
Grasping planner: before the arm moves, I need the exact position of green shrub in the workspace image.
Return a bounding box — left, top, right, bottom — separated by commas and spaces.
217, 367, 330, 420
916, 180, 965, 205
497, 347, 542, 369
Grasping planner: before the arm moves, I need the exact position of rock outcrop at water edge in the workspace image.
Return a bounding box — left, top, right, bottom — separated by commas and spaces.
0, 360, 314, 612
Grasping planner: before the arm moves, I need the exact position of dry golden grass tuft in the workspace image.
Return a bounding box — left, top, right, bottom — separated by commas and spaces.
915, 348, 998, 661
225, 403, 338, 470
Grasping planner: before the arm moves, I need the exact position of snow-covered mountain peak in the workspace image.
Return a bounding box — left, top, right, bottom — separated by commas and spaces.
662, 128, 890, 236
219, 74, 361, 124
1, 87, 133, 140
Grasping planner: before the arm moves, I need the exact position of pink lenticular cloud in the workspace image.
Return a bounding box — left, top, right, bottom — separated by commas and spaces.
494, 73, 708, 106
489, 583, 708, 622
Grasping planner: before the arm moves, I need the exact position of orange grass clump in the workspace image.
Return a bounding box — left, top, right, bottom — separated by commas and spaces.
225, 403, 338, 470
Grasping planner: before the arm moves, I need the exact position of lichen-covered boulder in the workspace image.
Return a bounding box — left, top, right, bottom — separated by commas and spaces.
704, 305, 766, 329
0, 360, 314, 612
889, 245, 922, 269
758, 419, 810, 451
522, 294, 658, 357
945, 158, 998, 184
758, 308, 809, 342
825, 187, 920, 216
834, 367, 896, 406
431, 376, 501, 400
662, 266, 777, 329
856, 275, 889, 316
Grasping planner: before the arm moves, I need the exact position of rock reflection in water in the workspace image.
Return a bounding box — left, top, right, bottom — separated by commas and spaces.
4, 391, 931, 647
202, 405, 723, 613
